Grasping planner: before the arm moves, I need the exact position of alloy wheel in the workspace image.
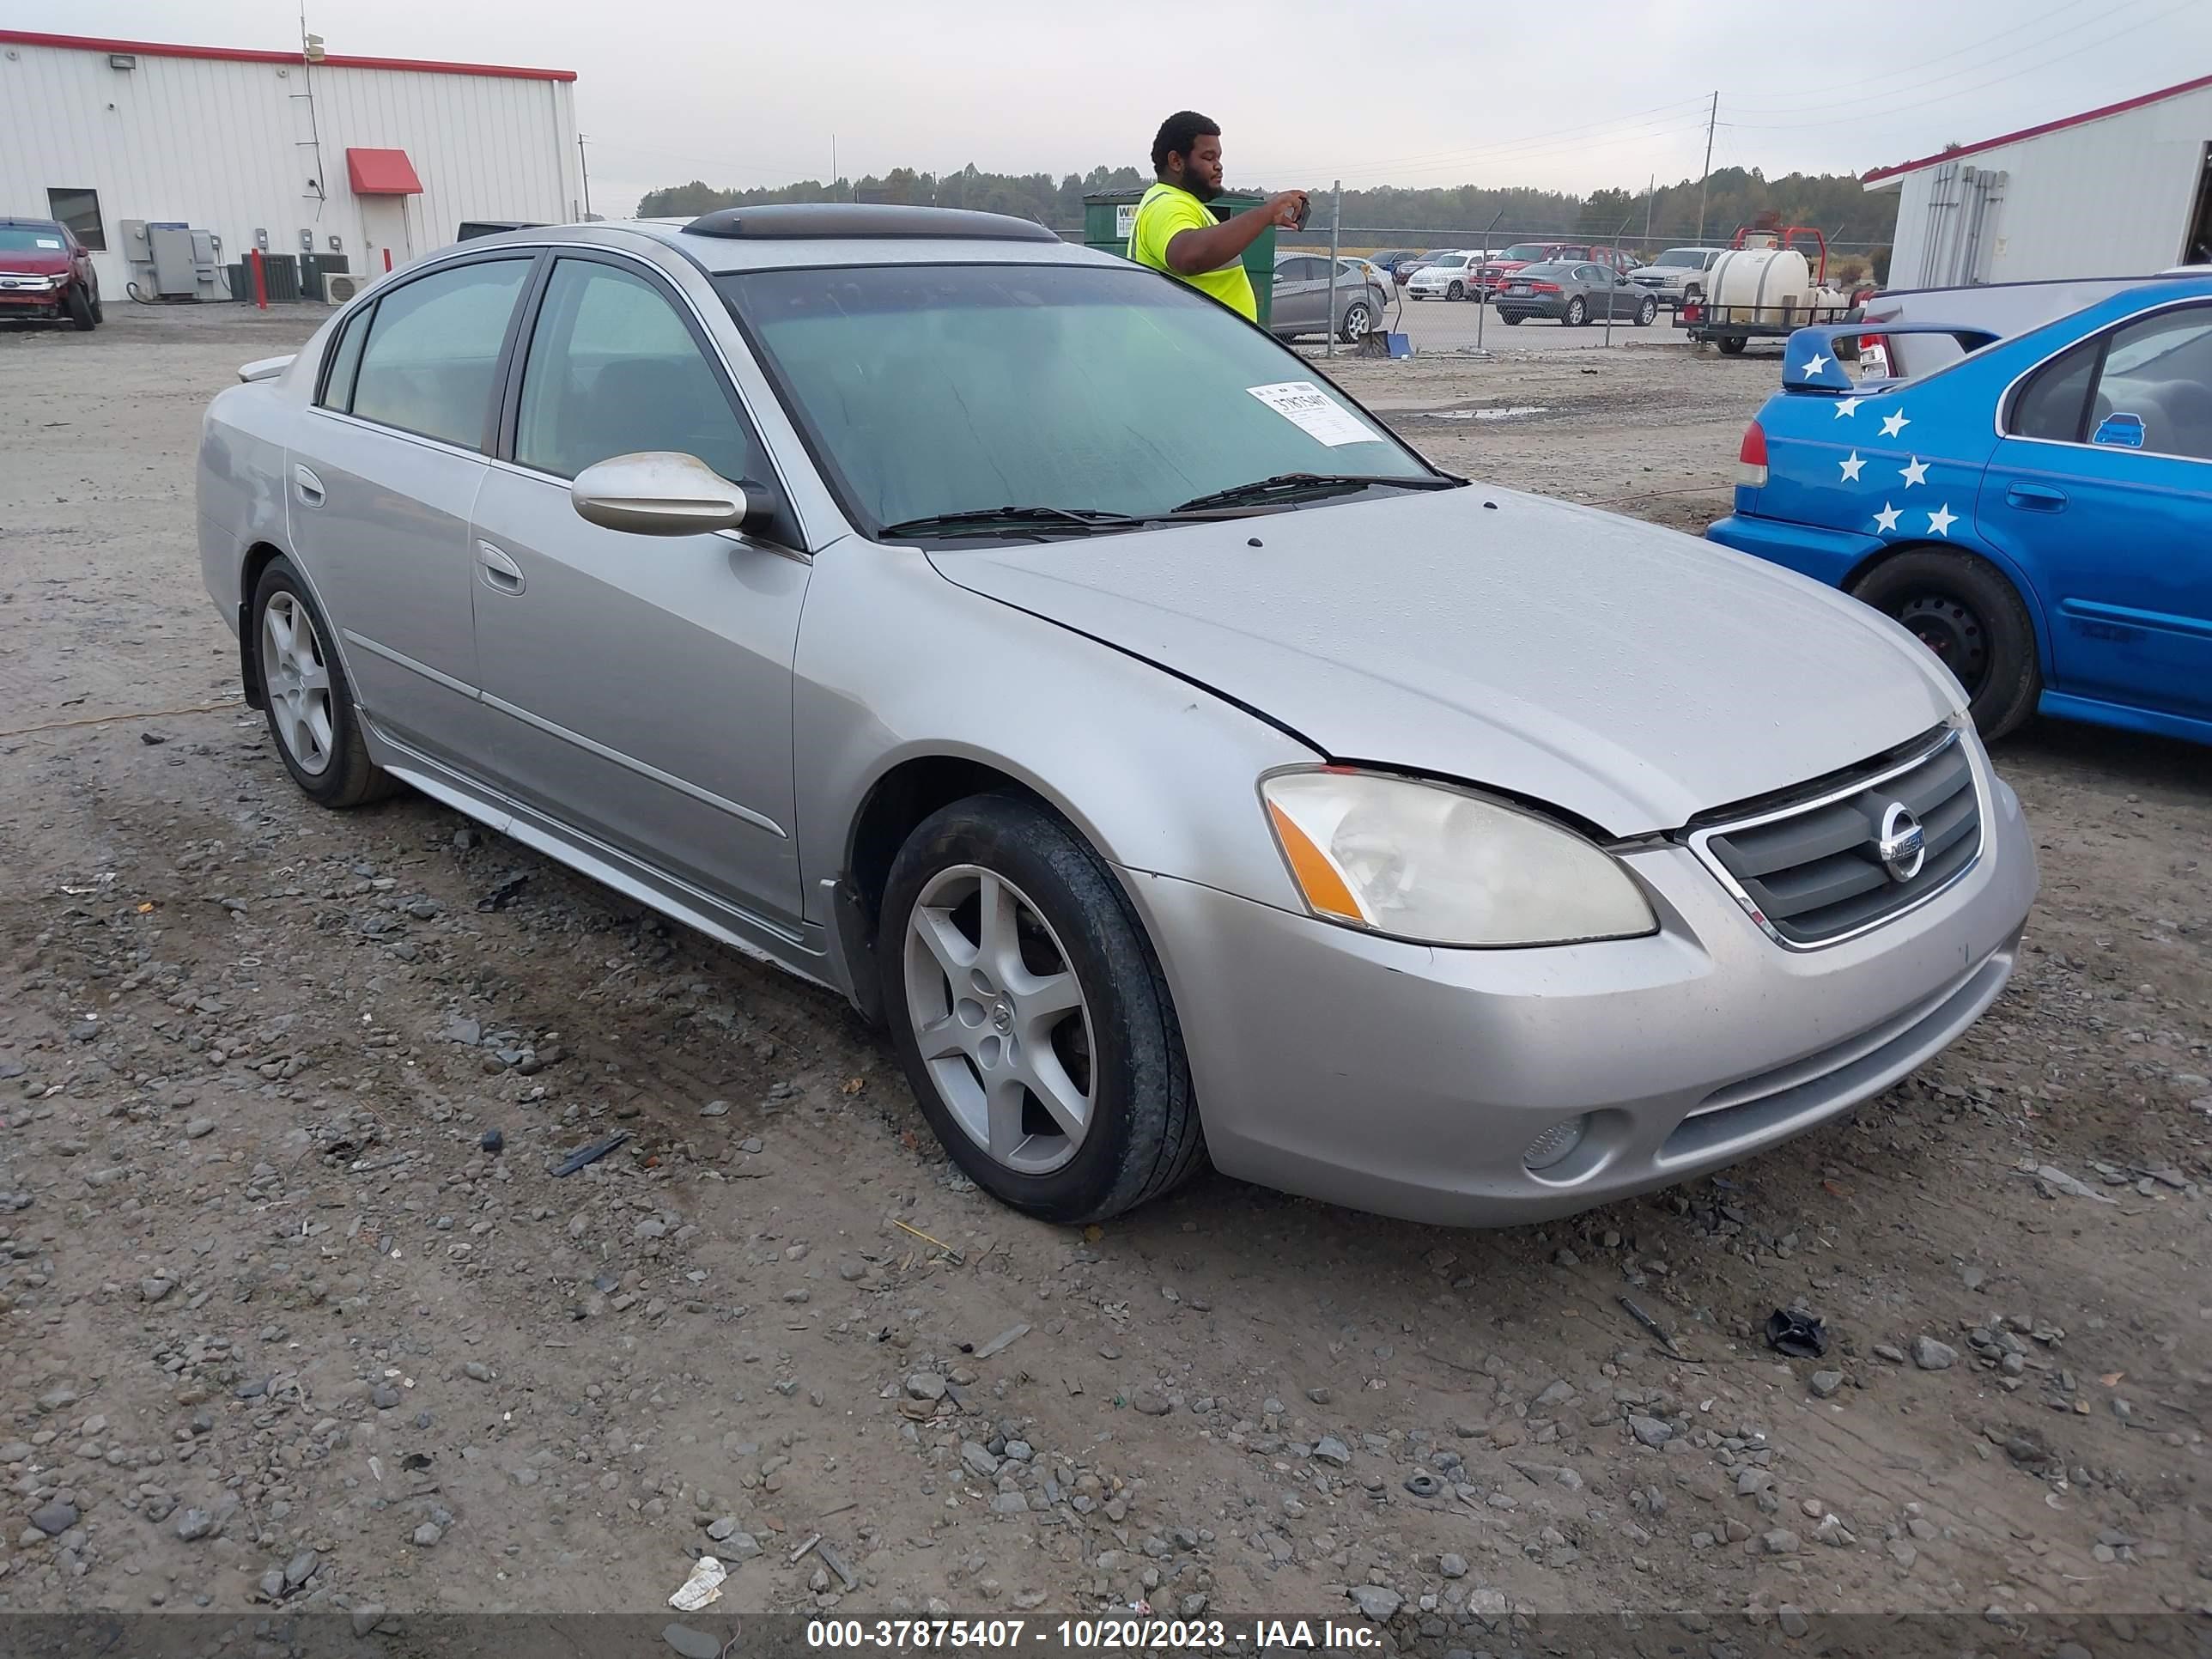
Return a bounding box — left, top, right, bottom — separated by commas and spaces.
261, 591, 336, 775
903, 865, 1096, 1176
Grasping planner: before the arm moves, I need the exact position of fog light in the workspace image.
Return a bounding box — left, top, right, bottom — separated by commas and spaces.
1522, 1115, 1589, 1173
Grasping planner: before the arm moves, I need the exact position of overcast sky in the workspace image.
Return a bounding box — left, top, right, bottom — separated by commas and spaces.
59, 0, 2212, 215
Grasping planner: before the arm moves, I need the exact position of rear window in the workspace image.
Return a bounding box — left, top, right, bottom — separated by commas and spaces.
1496, 244, 1549, 261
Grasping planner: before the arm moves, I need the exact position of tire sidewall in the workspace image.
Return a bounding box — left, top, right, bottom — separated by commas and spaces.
251, 559, 369, 803
1638, 297, 1657, 326
878, 795, 1189, 1224
66, 285, 95, 330
1565, 297, 1586, 325
1850, 550, 2041, 738
1447, 281, 1463, 301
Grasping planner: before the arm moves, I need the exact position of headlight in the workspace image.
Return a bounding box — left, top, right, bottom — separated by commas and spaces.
1261, 769, 1657, 947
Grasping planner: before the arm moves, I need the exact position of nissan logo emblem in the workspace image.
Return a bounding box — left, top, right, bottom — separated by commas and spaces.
1877, 801, 1926, 883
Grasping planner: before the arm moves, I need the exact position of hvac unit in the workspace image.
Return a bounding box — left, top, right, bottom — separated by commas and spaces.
320, 271, 365, 304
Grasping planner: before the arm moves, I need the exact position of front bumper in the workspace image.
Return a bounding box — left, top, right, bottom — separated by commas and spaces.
0, 288, 65, 314
1125, 758, 2036, 1227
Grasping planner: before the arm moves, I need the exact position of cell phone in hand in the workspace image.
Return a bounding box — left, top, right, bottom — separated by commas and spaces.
1291, 196, 1310, 231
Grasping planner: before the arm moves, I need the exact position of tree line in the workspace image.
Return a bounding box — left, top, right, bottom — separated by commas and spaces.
636, 162, 1897, 249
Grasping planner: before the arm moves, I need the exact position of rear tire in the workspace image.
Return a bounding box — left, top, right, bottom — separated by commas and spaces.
66, 284, 95, 331
1565, 296, 1588, 326
250, 557, 398, 807
1502, 312, 1523, 325
1716, 336, 1747, 356
879, 793, 1205, 1224
1849, 549, 2042, 739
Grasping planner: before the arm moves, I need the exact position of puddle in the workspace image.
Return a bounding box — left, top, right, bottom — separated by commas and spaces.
1424, 405, 1547, 422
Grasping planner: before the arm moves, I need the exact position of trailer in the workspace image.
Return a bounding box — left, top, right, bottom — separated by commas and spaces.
1676, 225, 1865, 354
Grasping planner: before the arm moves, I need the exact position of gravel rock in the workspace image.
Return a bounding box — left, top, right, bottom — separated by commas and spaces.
141, 1277, 174, 1302
463, 1361, 493, 1382
1349, 1586, 1402, 1622
174, 1508, 215, 1541
1313, 1436, 1352, 1467
413, 1522, 444, 1547
285, 1548, 319, 1589
962, 1442, 1002, 1478
1911, 1337, 1959, 1370
1627, 1414, 1673, 1447
1763, 1529, 1802, 1554
663, 1626, 724, 1659
351, 1606, 387, 1638
905, 1371, 947, 1402
1873, 1344, 1908, 1364
184, 1117, 216, 1139
372, 1384, 403, 1410
1808, 1370, 1844, 1399
1779, 1606, 1810, 1638
258, 1569, 286, 1601
1132, 1392, 1171, 1417
1439, 1553, 1468, 1579
30, 1501, 78, 1537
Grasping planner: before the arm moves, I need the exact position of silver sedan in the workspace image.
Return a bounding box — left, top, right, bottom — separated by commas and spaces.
197, 204, 2037, 1227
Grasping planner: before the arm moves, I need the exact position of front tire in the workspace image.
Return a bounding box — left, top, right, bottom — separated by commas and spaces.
250, 557, 396, 806
1446, 280, 1464, 301
1849, 549, 2042, 739
1636, 296, 1657, 326
879, 793, 1204, 1224
66, 285, 96, 331
1338, 301, 1371, 343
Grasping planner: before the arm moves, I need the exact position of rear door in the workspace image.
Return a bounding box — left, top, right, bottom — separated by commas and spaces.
466, 249, 811, 928
1270, 258, 1316, 331
1979, 299, 2212, 720
288, 252, 536, 765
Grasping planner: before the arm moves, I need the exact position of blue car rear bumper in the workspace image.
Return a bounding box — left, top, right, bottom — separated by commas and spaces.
1706, 513, 1884, 587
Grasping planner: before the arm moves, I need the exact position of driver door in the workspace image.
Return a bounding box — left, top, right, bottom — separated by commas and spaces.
466, 251, 811, 931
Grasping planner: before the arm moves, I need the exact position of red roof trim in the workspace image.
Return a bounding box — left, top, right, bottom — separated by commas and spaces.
0, 28, 575, 82
1862, 71, 2212, 183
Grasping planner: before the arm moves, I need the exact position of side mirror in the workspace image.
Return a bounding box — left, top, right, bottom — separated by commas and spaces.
571, 451, 752, 536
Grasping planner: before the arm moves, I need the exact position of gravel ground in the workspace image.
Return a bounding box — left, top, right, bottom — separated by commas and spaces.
0, 303, 2206, 1642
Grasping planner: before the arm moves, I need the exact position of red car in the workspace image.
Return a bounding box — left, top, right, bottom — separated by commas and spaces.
1473, 241, 1636, 297
0, 217, 103, 330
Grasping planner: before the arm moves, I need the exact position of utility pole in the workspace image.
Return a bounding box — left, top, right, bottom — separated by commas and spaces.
830, 135, 839, 202
577, 133, 592, 219
1696, 90, 1718, 242
1325, 180, 1342, 357
1644, 173, 1655, 251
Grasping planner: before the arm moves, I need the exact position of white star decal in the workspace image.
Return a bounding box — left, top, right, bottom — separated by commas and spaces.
1873, 501, 1902, 533
1802, 350, 1831, 378
1880, 410, 1911, 438
1926, 503, 1957, 537
1899, 455, 1929, 488
1833, 397, 1864, 419
1839, 451, 1865, 482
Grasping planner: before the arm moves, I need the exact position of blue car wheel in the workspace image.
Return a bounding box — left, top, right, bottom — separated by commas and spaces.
1849, 550, 2042, 740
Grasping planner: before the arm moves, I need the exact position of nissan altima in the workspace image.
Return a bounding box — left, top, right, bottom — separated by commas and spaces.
197, 204, 2038, 1227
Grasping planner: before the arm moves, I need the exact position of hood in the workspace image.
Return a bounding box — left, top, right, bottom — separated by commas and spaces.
0, 248, 70, 277
928, 487, 1961, 836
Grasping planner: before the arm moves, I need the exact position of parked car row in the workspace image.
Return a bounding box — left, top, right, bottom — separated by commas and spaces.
1492, 261, 1660, 327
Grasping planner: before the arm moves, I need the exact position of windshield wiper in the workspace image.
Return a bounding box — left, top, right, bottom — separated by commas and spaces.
881, 505, 1147, 539
1170, 472, 1459, 514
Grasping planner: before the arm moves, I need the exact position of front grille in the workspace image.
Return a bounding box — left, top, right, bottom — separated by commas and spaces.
1688, 729, 1983, 947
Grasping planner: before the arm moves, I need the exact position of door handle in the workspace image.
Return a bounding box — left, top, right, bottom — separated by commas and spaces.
2005, 482, 2068, 512
476, 540, 526, 594
293, 465, 324, 507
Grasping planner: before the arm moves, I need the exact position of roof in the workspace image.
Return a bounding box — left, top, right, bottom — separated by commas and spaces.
446, 217, 1111, 276
1862, 70, 2212, 185
347, 149, 424, 196
0, 28, 575, 82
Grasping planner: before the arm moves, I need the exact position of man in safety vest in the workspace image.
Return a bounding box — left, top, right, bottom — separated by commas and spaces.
1127, 111, 1309, 324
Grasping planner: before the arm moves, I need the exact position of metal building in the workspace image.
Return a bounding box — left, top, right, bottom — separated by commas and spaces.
0, 28, 580, 301
1864, 73, 2212, 287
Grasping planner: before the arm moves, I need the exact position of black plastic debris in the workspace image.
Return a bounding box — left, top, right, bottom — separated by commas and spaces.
1764, 1309, 1829, 1359
479, 1128, 504, 1155
552, 1130, 629, 1176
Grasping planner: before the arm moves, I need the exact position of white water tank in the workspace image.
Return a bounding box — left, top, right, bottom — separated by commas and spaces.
1706, 246, 1814, 324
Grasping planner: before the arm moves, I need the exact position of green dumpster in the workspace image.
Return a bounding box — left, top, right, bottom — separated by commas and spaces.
1083, 188, 1273, 328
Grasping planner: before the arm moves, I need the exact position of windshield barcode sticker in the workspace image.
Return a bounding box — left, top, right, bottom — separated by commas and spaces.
1246, 381, 1379, 447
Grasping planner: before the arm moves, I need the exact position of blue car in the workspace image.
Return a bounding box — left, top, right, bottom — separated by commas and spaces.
1707, 276, 2212, 748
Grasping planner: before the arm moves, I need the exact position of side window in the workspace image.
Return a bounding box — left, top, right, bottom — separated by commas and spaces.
2087, 307, 2212, 462
349, 258, 531, 448
319, 302, 373, 412
2008, 337, 2100, 442
514, 258, 758, 485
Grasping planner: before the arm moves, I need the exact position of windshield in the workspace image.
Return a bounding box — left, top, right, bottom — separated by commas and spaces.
721, 262, 1432, 534
1424, 254, 1466, 268
0, 226, 67, 252
1653, 249, 1705, 268
1495, 244, 1549, 261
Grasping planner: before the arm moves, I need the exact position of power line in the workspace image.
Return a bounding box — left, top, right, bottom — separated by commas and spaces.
1243, 94, 1714, 181
1725, 0, 2109, 115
